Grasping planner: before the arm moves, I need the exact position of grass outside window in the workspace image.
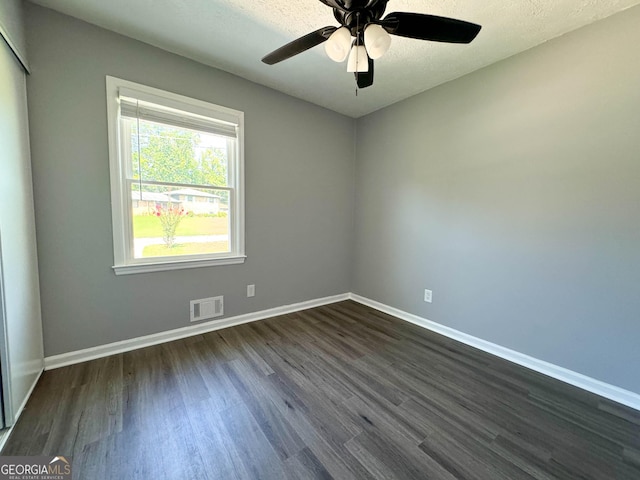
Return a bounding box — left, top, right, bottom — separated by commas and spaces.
133, 215, 228, 238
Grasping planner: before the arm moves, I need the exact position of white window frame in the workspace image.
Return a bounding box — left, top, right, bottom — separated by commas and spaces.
106, 76, 245, 275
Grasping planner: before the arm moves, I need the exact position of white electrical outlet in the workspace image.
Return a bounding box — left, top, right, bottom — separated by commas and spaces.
247, 284, 255, 297
424, 289, 433, 303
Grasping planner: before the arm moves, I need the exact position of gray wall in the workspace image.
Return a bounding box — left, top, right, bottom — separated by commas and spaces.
25, 4, 355, 357
353, 6, 640, 393
0, 27, 44, 421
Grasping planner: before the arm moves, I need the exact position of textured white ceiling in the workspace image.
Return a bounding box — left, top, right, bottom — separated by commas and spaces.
28, 0, 640, 117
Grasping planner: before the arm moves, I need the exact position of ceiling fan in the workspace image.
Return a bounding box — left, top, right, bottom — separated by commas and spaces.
262, 0, 482, 89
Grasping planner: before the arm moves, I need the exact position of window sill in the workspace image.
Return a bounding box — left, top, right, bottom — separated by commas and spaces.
113, 255, 246, 276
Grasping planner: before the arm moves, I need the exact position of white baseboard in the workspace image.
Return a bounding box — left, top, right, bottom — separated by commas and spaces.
43, 290, 640, 412
349, 293, 640, 412
0, 368, 43, 453
44, 293, 349, 370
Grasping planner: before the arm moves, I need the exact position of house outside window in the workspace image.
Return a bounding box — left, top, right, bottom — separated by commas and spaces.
106, 76, 245, 275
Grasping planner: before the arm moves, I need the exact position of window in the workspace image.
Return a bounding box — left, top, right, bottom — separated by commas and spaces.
106, 77, 245, 275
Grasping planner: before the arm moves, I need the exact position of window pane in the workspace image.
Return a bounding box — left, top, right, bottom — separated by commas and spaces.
125, 118, 229, 187
131, 183, 230, 259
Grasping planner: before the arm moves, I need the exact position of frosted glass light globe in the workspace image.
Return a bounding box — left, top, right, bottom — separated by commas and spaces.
364, 24, 391, 59
347, 45, 369, 73
325, 27, 352, 62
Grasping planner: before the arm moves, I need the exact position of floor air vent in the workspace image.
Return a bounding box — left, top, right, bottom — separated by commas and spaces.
190, 296, 224, 322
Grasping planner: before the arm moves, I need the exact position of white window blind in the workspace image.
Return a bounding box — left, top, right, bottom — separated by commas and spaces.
119, 88, 238, 138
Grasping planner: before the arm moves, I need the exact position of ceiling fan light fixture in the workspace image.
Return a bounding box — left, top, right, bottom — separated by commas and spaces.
324, 27, 352, 62
364, 24, 391, 59
347, 45, 369, 73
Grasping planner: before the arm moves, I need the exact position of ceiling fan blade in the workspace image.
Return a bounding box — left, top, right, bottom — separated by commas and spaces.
355, 57, 374, 89
383, 12, 481, 44
262, 26, 337, 65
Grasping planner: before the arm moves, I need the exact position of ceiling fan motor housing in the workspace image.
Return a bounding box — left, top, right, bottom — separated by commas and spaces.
334, 0, 390, 36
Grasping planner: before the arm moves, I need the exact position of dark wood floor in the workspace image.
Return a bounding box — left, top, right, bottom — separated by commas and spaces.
3, 301, 639, 479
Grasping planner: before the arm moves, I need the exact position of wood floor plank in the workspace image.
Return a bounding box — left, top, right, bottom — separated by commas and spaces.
346, 429, 458, 480
342, 393, 425, 446
188, 338, 244, 412
223, 358, 305, 461
2, 300, 638, 480
283, 446, 334, 480
219, 402, 288, 480
185, 398, 251, 480
162, 339, 211, 406
218, 326, 275, 376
